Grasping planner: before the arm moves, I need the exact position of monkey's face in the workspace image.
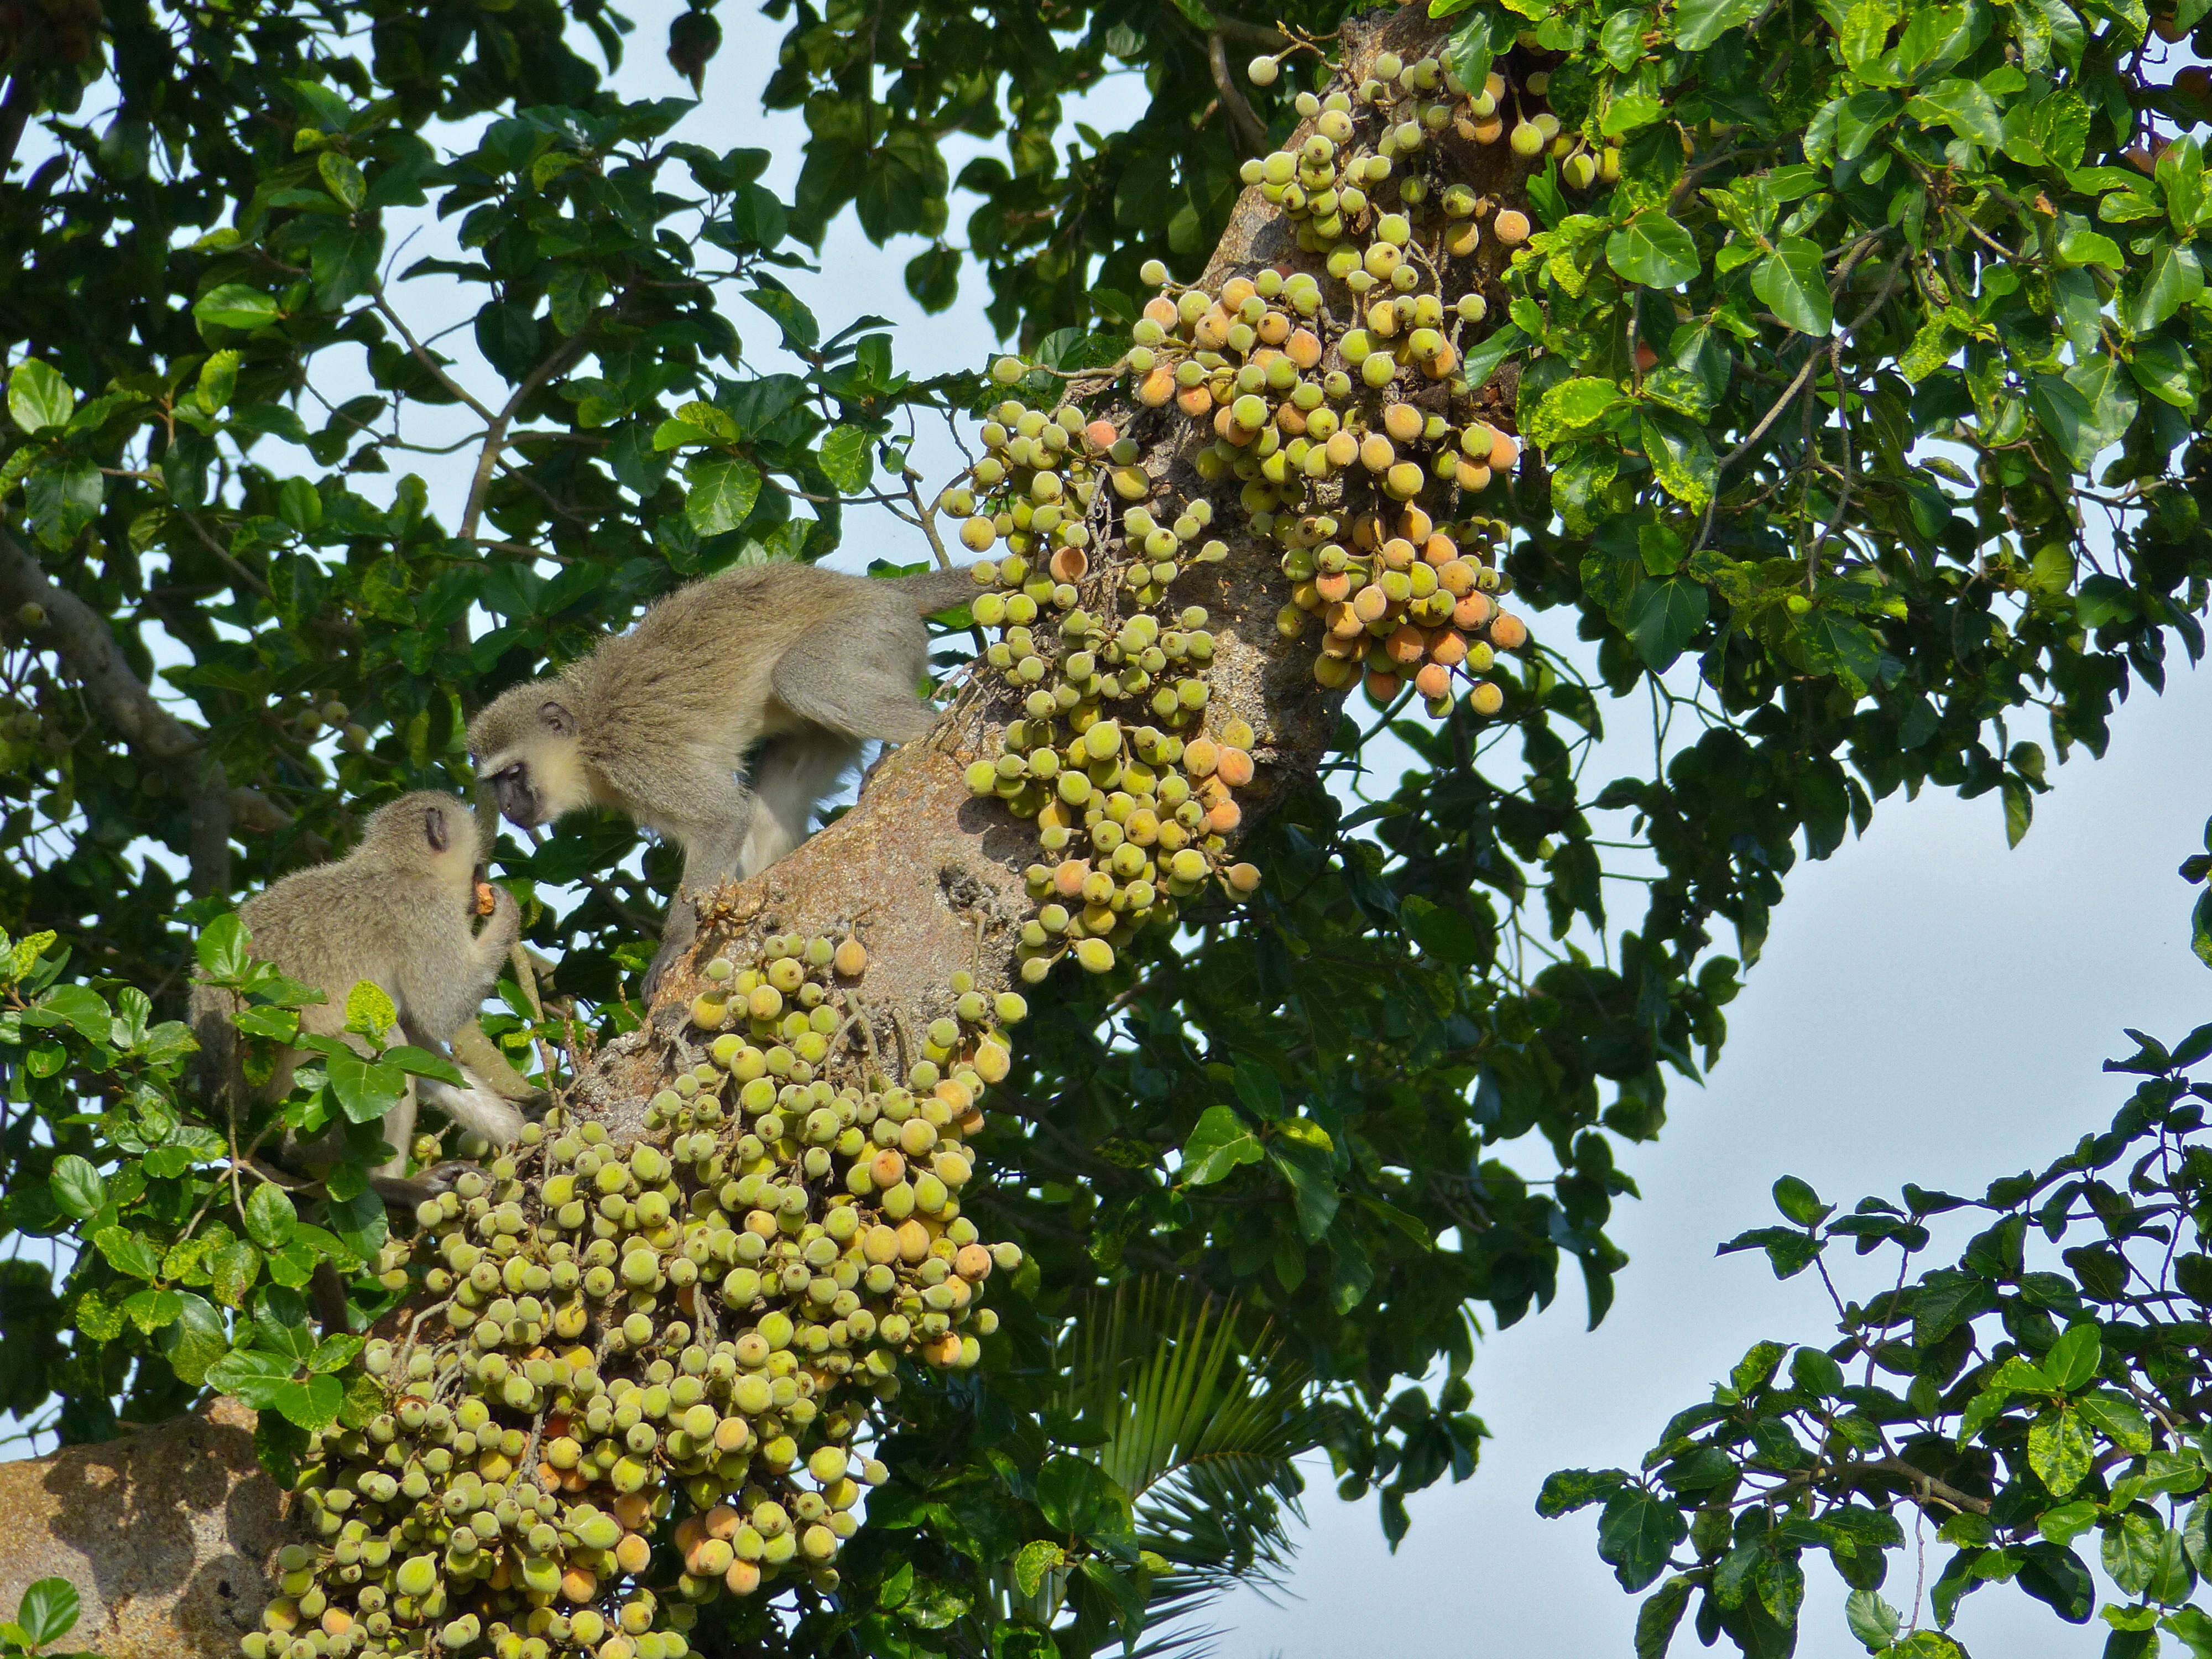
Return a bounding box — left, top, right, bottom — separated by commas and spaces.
469, 690, 588, 831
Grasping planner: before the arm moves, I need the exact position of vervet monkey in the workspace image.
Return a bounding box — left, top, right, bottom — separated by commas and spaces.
191, 791, 533, 1206
467, 561, 974, 991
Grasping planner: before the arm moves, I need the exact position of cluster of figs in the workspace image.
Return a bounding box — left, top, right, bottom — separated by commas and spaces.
951, 33, 1542, 928
253, 936, 1024, 1659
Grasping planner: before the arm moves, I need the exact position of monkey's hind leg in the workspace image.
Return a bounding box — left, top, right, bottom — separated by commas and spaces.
739, 731, 865, 877
769, 615, 941, 748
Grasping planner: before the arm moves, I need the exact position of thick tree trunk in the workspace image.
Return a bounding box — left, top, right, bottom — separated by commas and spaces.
0, 1399, 292, 1656
0, 7, 1491, 1650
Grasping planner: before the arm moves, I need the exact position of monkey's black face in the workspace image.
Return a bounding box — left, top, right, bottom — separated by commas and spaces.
489, 764, 541, 829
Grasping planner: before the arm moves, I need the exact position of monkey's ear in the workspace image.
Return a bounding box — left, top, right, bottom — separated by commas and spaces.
538, 700, 575, 737
425, 806, 450, 853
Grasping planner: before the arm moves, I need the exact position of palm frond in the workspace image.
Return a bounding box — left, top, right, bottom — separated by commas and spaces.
1044, 1276, 1325, 1657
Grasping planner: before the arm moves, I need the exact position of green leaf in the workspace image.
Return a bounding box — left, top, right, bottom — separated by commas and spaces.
2028, 1405, 2094, 1496
2078, 1387, 2154, 1454
1400, 894, 1481, 966
2064, 352, 2141, 457
33, 984, 109, 1044
2043, 1321, 2102, 1391
547, 264, 607, 337
684, 452, 763, 536
745, 281, 820, 352
2029, 373, 2105, 473
2037, 1499, 2100, 1545
122, 1287, 182, 1333
15, 1579, 79, 1647
1537, 1467, 1629, 1516
1012, 1540, 1065, 1598
2057, 221, 2125, 270
1598, 1488, 1689, 1591
1459, 321, 1527, 393
273, 1372, 345, 1432
1772, 1175, 1832, 1226
1906, 79, 2004, 149
2164, 1605, 2212, 1659
1180, 1105, 1264, 1185
323, 1045, 408, 1125
344, 979, 396, 1039
254, 1285, 319, 1361
254, 1411, 309, 1490
1801, 612, 1887, 695
308, 225, 382, 309
47, 1155, 104, 1221
2128, 336, 2200, 409
7, 360, 75, 434
196, 914, 252, 980
1035, 1454, 1131, 1543
206, 1239, 262, 1308
1673, 0, 1764, 48
1641, 365, 1715, 421
1636, 1575, 1694, 1657
316, 151, 366, 211
1846, 1587, 1902, 1649
244, 1182, 298, 1250
1523, 376, 1629, 448
71, 1287, 123, 1342
192, 284, 280, 333
905, 244, 961, 313
193, 349, 240, 415
384, 1045, 465, 1086
1606, 209, 1700, 289
2126, 243, 2204, 335
1639, 411, 1717, 509
92, 1225, 160, 1281
1626, 577, 1709, 671
1732, 1339, 1787, 1394
1233, 1057, 1284, 1121
1270, 1138, 1340, 1241
1752, 239, 1834, 335
817, 425, 873, 494
25, 459, 100, 549
158, 1292, 231, 1387
6, 930, 55, 984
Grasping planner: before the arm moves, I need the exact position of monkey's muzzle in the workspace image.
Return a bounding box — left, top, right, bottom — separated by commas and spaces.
490, 768, 540, 829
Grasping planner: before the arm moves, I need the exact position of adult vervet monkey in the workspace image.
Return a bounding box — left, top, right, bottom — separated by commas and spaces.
467, 561, 974, 990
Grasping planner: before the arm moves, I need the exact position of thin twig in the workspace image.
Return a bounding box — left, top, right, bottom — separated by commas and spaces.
1204, 33, 1270, 152
461, 327, 601, 544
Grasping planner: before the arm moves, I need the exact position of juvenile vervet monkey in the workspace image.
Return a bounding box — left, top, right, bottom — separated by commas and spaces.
191, 791, 532, 1204
467, 561, 975, 991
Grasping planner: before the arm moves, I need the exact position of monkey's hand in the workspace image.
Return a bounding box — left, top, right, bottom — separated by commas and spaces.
369, 1161, 488, 1214
473, 880, 523, 951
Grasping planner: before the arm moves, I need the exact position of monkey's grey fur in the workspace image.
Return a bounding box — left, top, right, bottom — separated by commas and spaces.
191, 791, 529, 1201
467, 561, 974, 992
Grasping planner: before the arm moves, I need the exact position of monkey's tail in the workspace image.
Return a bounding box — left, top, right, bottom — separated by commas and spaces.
889, 565, 984, 615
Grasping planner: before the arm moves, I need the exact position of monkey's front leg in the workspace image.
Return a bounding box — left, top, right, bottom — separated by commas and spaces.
643, 817, 752, 1000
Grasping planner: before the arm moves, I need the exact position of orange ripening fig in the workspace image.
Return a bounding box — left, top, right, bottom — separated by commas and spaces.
475, 879, 497, 917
